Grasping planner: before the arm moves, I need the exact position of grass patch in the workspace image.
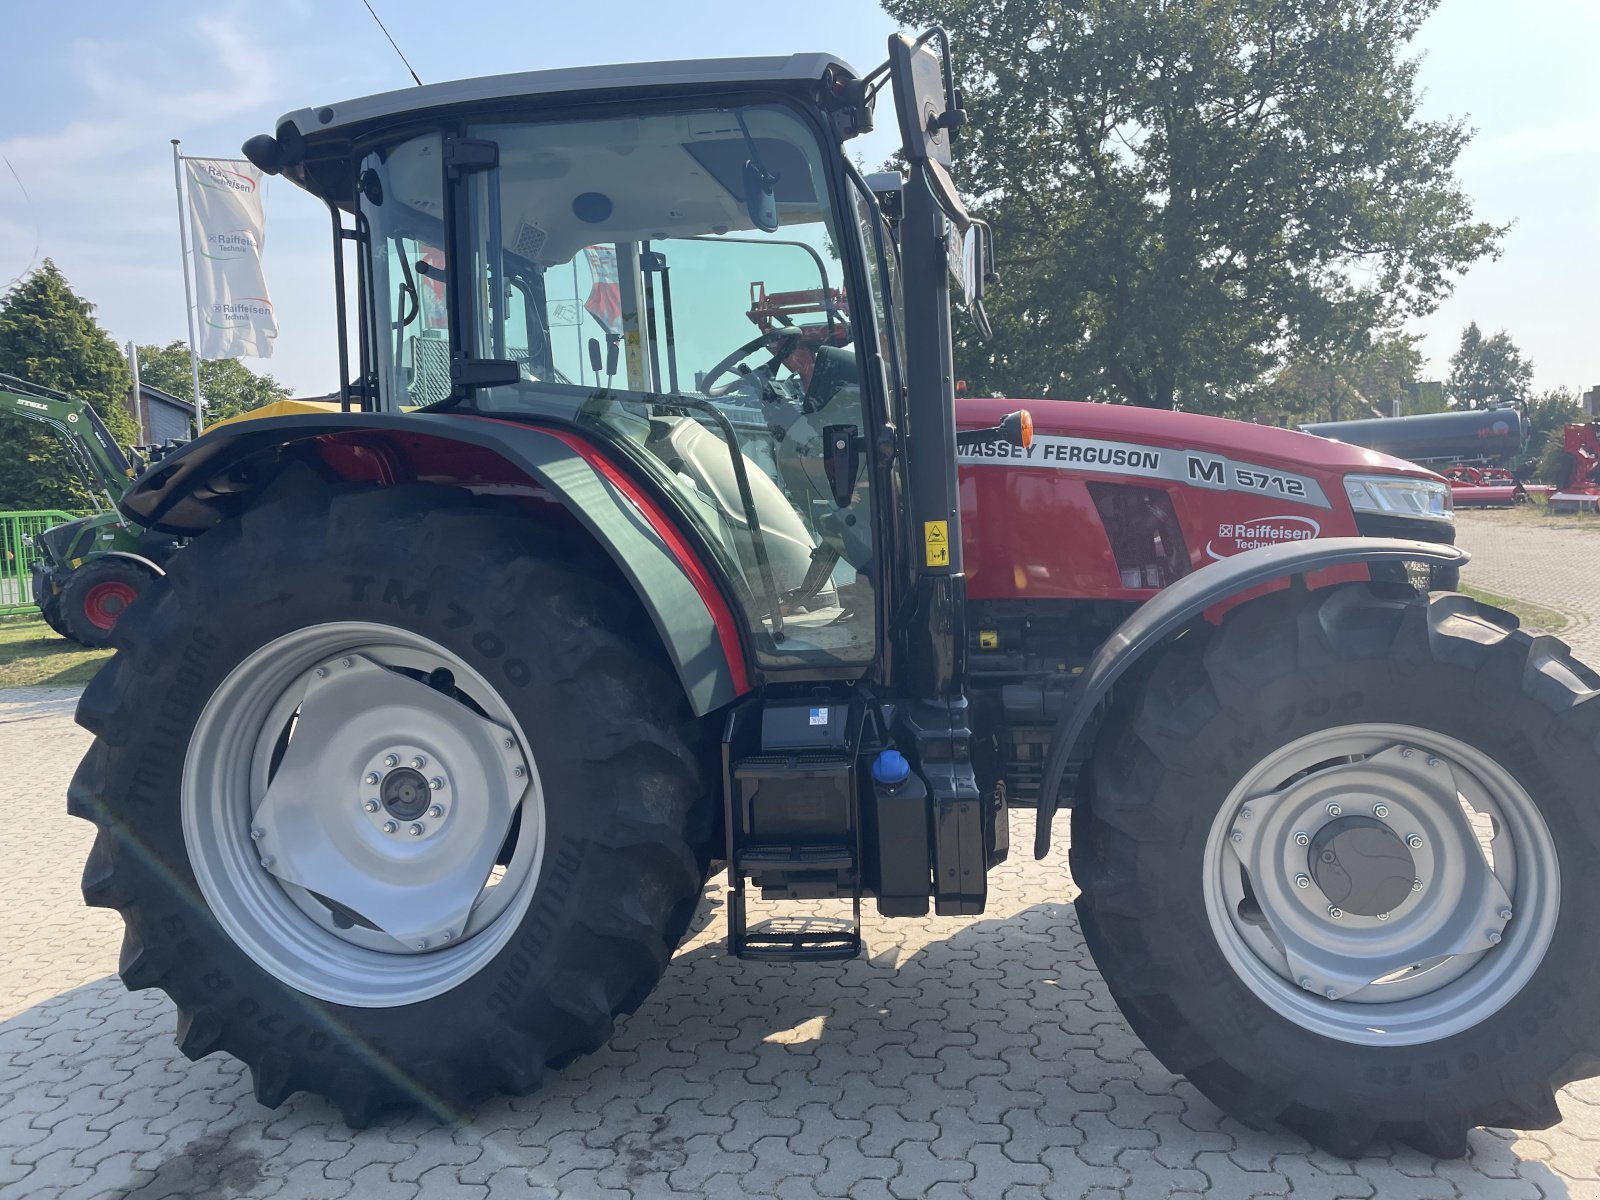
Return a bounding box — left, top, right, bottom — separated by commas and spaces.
1456, 497, 1600, 528
1461, 585, 1571, 636
0, 614, 111, 689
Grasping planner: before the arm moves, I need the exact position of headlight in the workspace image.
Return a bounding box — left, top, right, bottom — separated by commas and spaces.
1344, 474, 1453, 524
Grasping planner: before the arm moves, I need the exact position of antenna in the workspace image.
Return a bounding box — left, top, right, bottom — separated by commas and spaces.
357, 0, 423, 87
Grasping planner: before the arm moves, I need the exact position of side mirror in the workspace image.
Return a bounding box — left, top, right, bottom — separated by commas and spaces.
957, 220, 997, 340
888, 29, 970, 230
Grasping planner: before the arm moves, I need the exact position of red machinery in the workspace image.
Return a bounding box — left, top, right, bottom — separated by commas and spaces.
1440, 464, 1554, 508
1550, 422, 1600, 512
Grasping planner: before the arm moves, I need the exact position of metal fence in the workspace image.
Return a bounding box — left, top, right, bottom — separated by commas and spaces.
0, 510, 77, 615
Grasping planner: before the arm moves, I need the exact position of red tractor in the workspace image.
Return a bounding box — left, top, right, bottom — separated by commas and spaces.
72, 33, 1600, 1158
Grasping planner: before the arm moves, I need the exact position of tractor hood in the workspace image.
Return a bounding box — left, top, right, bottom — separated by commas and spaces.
956, 396, 1443, 481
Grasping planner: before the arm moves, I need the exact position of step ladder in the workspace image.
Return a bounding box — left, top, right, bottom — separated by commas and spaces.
723, 704, 865, 962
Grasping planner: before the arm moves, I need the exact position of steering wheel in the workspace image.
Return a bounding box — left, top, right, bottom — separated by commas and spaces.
701, 327, 804, 398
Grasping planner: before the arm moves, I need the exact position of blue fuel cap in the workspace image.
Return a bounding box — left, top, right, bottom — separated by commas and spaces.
872, 749, 911, 785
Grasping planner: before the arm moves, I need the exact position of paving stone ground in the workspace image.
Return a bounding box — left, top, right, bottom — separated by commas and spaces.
3, 515, 1600, 1200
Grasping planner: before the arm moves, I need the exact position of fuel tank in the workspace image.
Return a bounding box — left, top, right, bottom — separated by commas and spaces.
954, 397, 1443, 603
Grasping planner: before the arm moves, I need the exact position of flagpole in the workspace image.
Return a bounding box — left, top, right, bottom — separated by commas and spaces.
171, 139, 206, 433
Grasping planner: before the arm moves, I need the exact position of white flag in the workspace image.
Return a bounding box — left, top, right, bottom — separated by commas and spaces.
185, 157, 278, 359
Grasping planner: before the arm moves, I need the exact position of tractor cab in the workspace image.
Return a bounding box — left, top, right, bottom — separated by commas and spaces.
226, 34, 1008, 954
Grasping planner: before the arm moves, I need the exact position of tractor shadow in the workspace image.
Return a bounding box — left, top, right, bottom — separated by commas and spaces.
0, 860, 1578, 1197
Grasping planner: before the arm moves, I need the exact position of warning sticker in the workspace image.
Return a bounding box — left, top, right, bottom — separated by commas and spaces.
924, 520, 950, 567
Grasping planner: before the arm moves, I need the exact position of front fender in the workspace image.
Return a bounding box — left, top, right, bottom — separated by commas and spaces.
1033, 536, 1470, 859
119, 412, 750, 717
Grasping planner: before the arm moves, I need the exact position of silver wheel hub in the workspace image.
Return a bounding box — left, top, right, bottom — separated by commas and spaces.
249, 654, 530, 951
183, 623, 546, 1007
1205, 724, 1558, 1045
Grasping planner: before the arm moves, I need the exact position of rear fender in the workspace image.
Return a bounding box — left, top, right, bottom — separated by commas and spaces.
119, 412, 751, 716
1033, 536, 1470, 859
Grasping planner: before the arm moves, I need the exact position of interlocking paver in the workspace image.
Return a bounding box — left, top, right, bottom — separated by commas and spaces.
5, 514, 1600, 1199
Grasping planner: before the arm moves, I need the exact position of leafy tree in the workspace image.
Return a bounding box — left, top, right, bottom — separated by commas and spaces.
883, 0, 1504, 409
134, 341, 289, 425
0, 261, 136, 509
1445, 322, 1532, 410
1519, 387, 1582, 482
1252, 331, 1422, 426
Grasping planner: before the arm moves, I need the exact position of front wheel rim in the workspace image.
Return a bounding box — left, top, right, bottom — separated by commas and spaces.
183, 622, 546, 1008
1203, 723, 1559, 1046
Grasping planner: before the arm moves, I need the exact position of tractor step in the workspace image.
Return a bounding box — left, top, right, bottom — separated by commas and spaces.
722, 700, 869, 963
736, 914, 863, 962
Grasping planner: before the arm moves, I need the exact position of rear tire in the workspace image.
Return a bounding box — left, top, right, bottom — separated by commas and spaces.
69, 480, 711, 1124
58, 557, 154, 647
1074, 583, 1600, 1157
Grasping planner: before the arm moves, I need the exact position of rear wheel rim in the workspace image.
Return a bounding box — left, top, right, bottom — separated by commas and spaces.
182, 621, 546, 1008
83, 579, 138, 629
1203, 723, 1559, 1045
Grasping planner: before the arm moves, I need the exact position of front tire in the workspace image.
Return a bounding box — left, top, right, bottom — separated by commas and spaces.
69, 481, 711, 1124
58, 557, 154, 647
1074, 583, 1600, 1156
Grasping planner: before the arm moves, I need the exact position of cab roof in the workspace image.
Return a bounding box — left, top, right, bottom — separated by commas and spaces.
253, 53, 860, 207
275, 54, 855, 143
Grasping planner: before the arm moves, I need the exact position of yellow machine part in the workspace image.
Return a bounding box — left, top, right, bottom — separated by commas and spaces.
205, 398, 345, 430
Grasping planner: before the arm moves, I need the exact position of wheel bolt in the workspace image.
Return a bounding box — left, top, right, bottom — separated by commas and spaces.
428, 804, 443, 819
430, 777, 445, 791
1327, 803, 1342, 817
1373, 804, 1389, 819
382, 820, 397, 834
441, 932, 453, 942
514, 766, 526, 779
341, 657, 354, 668
384, 754, 399, 768
1328, 906, 1344, 920
1295, 873, 1311, 890
1231, 830, 1243, 843
365, 772, 380, 786
1427, 757, 1441, 768
315, 667, 327, 679
1324, 987, 1338, 1000
503, 737, 515, 750
415, 939, 428, 950
408, 823, 424, 837
260, 854, 274, 868
1240, 807, 1252, 820
1487, 930, 1502, 946
364, 799, 380, 813
411, 755, 428, 769
1498, 907, 1513, 921
1294, 831, 1309, 847
1412, 878, 1423, 892
249, 826, 265, 840
1406, 834, 1423, 849
1377, 911, 1389, 921
1299, 977, 1314, 990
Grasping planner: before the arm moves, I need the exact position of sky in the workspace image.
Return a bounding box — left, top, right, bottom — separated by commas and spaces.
1, 0, 1595, 400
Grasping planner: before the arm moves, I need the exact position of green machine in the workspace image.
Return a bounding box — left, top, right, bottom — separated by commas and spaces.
0, 372, 177, 645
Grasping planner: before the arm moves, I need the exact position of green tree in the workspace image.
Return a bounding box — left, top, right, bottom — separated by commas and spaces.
1252, 331, 1422, 426
1445, 321, 1533, 410
883, 0, 1504, 409
0, 261, 136, 509
1519, 386, 1582, 482
135, 340, 289, 425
